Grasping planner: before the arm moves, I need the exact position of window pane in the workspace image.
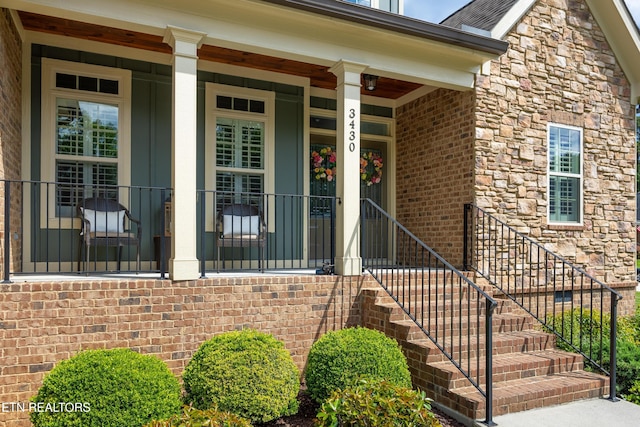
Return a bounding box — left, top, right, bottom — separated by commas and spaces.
56, 161, 84, 217
549, 126, 580, 174
55, 161, 117, 215
80, 101, 119, 158
99, 79, 119, 95
241, 122, 264, 169
361, 121, 389, 136
78, 76, 98, 92
549, 176, 580, 222
216, 171, 263, 206
56, 99, 119, 159
57, 101, 84, 156
216, 118, 264, 170
56, 73, 76, 90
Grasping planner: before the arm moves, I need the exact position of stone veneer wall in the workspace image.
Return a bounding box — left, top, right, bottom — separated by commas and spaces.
474, 0, 636, 291
0, 275, 371, 427
395, 88, 476, 268
0, 9, 22, 278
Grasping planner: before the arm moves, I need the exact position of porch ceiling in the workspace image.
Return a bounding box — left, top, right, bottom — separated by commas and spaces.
18, 11, 423, 99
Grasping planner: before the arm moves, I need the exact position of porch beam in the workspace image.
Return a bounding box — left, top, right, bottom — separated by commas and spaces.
163, 26, 206, 281
330, 60, 366, 276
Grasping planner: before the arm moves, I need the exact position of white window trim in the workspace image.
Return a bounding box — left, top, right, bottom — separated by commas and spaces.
546, 122, 584, 226
40, 58, 132, 229
204, 83, 276, 232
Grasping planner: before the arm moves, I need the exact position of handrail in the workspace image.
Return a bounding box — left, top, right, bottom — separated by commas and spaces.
464, 203, 621, 401
361, 198, 498, 425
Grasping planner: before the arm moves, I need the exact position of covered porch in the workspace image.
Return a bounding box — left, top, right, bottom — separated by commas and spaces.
1, 0, 507, 281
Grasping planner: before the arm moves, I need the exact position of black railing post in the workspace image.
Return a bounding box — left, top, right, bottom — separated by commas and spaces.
160, 189, 167, 280
463, 204, 470, 270
3, 180, 11, 283
609, 294, 619, 402
199, 190, 206, 278
484, 298, 497, 426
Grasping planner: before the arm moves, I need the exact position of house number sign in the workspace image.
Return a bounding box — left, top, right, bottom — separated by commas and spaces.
347, 106, 358, 153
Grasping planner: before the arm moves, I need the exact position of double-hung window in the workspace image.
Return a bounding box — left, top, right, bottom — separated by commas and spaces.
548, 123, 583, 224
41, 59, 131, 226
205, 83, 275, 229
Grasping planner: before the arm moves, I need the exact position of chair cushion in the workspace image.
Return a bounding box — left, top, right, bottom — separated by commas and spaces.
81, 208, 125, 234
222, 214, 260, 237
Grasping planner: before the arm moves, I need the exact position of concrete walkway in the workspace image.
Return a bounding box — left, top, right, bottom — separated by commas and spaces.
487, 398, 640, 427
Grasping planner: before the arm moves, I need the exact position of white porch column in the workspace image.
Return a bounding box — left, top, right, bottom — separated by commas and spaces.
329, 60, 367, 276
163, 26, 206, 281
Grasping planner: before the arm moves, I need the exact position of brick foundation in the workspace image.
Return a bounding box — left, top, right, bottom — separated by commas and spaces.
0, 275, 374, 427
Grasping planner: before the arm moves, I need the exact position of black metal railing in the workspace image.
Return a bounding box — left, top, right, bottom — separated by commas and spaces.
0, 179, 172, 280
361, 199, 498, 425
464, 204, 621, 399
0, 179, 336, 279
196, 190, 336, 274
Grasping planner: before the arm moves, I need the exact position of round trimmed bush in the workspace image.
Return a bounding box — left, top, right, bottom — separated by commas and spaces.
183, 329, 300, 423
305, 327, 412, 403
30, 348, 182, 427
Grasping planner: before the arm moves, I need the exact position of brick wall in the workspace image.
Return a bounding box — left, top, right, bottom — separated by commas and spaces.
474, 0, 636, 293
0, 9, 23, 278
395, 89, 476, 268
0, 275, 373, 427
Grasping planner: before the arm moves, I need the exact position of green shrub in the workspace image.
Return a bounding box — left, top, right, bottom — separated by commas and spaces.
625, 381, 640, 405
618, 312, 640, 346
546, 308, 640, 400
545, 308, 610, 369
615, 340, 640, 397
30, 348, 181, 427
144, 406, 252, 427
305, 327, 412, 403
183, 329, 299, 423
315, 378, 442, 427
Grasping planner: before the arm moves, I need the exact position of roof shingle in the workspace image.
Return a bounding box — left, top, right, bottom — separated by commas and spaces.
440, 0, 519, 32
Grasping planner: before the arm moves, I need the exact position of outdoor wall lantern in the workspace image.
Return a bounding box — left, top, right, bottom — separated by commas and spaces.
363, 74, 378, 91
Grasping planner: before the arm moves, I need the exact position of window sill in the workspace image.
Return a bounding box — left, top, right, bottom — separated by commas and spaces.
546, 223, 584, 231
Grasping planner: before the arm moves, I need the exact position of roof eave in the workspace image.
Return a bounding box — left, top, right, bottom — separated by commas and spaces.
260, 0, 509, 56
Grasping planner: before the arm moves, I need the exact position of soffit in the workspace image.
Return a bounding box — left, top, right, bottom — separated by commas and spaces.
9, 0, 508, 95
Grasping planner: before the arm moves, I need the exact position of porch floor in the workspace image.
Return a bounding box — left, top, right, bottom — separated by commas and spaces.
4, 269, 322, 283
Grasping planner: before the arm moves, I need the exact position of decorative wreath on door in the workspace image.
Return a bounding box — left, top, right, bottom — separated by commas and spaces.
311, 147, 383, 186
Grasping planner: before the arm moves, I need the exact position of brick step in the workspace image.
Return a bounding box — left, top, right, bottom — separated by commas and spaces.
427, 349, 584, 390
389, 312, 535, 341
376, 297, 521, 321
404, 330, 557, 363
450, 371, 609, 419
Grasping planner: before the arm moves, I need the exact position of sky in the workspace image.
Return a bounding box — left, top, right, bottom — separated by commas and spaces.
403, 0, 640, 27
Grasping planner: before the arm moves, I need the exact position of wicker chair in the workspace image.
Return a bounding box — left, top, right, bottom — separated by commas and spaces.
77, 198, 141, 272
216, 203, 266, 271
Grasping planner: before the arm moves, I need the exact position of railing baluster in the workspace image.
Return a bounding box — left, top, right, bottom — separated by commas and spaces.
362, 200, 497, 423
3, 180, 11, 283
465, 203, 622, 389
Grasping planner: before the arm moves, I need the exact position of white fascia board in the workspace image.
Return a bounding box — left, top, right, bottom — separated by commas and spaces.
490, 0, 536, 39
3, 0, 496, 91
586, 0, 640, 102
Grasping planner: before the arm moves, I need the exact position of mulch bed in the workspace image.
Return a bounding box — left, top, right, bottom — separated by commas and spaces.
258, 391, 466, 427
